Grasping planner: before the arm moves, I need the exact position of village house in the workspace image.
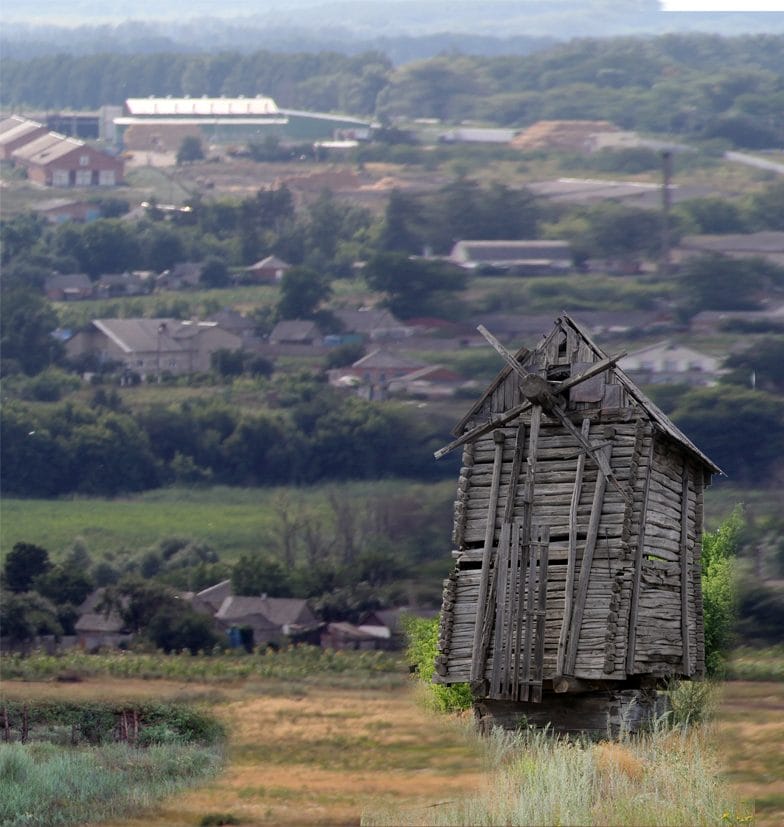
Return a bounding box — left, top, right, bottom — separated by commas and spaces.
268, 319, 321, 346
0, 116, 50, 161
156, 262, 204, 291
32, 198, 103, 224
245, 255, 291, 284
66, 318, 243, 378
44, 273, 94, 302
450, 240, 573, 275
676, 231, 784, 268
619, 341, 722, 386
214, 595, 318, 649
74, 589, 131, 651
94, 272, 150, 298
334, 308, 412, 341
11, 131, 123, 187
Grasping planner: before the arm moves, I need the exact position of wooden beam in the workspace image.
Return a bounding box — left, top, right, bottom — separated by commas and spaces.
434, 401, 531, 459
680, 463, 692, 676
470, 430, 505, 684
626, 440, 654, 674
563, 438, 614, 675
556, 417, 591, 676
553, 352, 627, 394
531, 524, 550, 703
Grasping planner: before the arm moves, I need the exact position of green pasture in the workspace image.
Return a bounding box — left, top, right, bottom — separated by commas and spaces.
0, 480, 453, 562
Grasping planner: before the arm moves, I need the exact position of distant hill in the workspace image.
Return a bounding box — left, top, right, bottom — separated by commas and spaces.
2, 1, 784, 60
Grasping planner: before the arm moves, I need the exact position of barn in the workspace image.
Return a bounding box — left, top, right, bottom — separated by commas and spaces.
434, 314, 721, 734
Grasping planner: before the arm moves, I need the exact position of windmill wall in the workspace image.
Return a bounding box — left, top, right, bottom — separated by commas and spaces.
436, 318, 708, 705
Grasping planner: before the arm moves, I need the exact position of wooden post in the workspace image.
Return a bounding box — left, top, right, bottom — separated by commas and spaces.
626, 440, 654, 674
490, 523, 513, 696
531, 525, 550, 703
564, 435, 614, 675
470, 430, 505, 684
680, 464, 692, 676
556, 417, 591, 676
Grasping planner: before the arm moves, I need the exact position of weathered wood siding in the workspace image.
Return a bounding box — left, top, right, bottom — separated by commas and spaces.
438, 412, 659, 684
630, 436, 705, 677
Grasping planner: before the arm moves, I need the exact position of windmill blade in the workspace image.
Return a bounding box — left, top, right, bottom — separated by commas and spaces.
477, 324, 534, 384
433, 399, 532, 459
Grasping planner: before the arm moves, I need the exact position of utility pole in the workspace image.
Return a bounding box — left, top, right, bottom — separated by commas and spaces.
660, 150, 672, 278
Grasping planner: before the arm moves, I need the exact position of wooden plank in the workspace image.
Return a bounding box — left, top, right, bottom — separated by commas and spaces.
556, 417, 590, 676
490, 523, 513, 696
469, 430, 505, 683
504, 422, 526, 524
680, 463, 692, 676
520, 536, 536, 701
509, 521, 524, 699
563, 437, 614, 675
626, 438, 654, 674
532, 525, 550, 702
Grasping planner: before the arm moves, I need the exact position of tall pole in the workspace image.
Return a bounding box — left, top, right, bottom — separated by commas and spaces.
660, 150, 672, 278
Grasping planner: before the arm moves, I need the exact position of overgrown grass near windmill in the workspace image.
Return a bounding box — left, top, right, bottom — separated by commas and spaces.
362, 716, 752, 826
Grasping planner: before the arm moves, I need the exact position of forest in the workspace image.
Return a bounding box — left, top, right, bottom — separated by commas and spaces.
2, 34, 784, 148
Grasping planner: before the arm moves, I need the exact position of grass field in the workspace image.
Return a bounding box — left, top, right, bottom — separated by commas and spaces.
0, 478, 758, 565
2, 672, 778, 827
0, 481, 455, 562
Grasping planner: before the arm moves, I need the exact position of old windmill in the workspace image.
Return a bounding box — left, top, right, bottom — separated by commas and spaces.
434, 314, 721, 734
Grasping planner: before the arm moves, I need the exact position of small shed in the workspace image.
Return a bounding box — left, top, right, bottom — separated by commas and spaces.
434, 314, 721, 734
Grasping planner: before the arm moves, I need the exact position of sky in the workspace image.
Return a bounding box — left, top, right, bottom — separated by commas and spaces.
662, 1, 784, 9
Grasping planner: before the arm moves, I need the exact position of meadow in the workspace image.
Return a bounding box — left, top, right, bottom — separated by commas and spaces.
0, 481, 764, 568
2, 661, 780, 826
0, 480, 455, 564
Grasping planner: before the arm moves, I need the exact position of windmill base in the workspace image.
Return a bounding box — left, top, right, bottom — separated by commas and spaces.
474, 688, 667, 738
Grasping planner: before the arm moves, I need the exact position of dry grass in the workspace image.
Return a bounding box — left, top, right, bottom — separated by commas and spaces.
12, 679, 483, 826
4, 676, 780, 826
715, 681, 784, 827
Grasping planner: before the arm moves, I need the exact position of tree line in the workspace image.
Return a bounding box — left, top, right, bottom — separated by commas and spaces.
0, 378, 458, 498
2, 34, 783, 148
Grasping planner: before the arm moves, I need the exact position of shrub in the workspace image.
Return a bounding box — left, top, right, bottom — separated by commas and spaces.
702, 508, 742, 675
404, 615, 472, 713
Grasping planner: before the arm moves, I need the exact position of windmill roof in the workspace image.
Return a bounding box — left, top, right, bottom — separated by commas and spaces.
452, 313, 721, 474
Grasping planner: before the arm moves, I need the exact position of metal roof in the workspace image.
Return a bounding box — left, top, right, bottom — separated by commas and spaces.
124, 96, 280, 117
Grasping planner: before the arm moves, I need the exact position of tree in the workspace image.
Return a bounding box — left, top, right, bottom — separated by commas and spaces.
0, 591, 62, 643
200, 256, 230, 288
34, 565, 94, 607
363, 252, 467, 319
210, 348, 245, 378
679, 253, 765, 314
231, 553, 292, 597
177, 135, 204, 164
277, 266, 330, 320
722, 337, 784, 394
670, 386, 784, 483
3, 542, 51, 593
144, 604, 220, 654
0, 287, 62, 375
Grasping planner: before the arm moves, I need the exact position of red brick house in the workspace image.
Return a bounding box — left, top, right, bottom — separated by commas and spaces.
12, 132, 123, 187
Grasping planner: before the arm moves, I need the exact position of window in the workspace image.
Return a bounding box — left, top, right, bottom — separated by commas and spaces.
52, 169, 69, 187
98, 169, 115, 186
79, 155, 89, 166
75, 169, 92, 187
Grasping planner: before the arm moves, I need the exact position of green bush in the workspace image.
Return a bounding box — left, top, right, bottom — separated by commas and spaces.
702, 507, 742, 676
404, 615, 472, 713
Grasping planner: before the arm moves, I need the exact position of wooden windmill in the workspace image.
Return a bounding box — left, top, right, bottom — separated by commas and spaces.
434, 314, 720, 734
